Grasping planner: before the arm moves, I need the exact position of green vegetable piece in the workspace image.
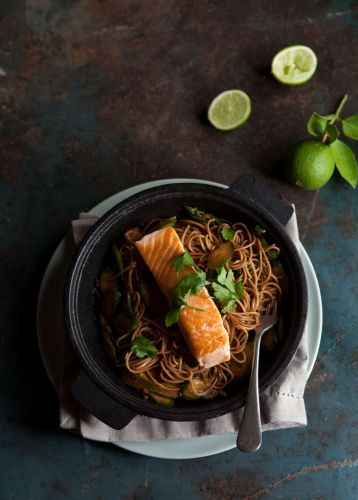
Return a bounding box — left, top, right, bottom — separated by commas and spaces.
330, 139, 358, 188
131, 336, 157, 358
229, 341, 254, 380
307, 112, 328, 137
184, 206, 220, 223
99, 314, 117, 363
262, 328, 278, 351
220, 226, 235, 241
113, 312, 136, 332
112, 243, 124, 273
147, 392, 175, 407
100, 289, 119, 319
160, 218, 177, 228
342, 115, 358, 140
172, 249, 195, 272
120, 371, 180, 399
207, 241, 234, 270
102, 334, 117, 363
97, 268, 118, 293
181, 377, 218, 400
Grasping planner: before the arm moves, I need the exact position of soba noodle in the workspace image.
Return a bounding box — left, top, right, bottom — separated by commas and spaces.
98, 215, 282, 400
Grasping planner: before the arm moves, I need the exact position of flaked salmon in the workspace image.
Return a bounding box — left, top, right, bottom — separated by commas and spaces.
135, 226, 230, 368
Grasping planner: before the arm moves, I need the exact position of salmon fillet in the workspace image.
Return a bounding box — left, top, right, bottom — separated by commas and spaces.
135, 226, 230, 368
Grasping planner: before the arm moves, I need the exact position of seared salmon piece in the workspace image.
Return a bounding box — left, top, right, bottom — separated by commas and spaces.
135, 226, 230, 368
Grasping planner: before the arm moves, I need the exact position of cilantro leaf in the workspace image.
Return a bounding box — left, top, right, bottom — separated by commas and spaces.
222, 300, 237, 314
165, 307, 182, 327
176, 271, 207, 298
211, 282, 231, 304
235, 280, 244, 299
267, 250, 279, 261
131, 336, 157, 358
254, 226, 266, 236
221, 226, 234, 241
172, 249, 195, 272
166, 268, 208, 326
211, 267, 244, 313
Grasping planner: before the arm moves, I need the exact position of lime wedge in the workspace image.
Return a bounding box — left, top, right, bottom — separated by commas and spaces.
208, 90, 251, 131
271, 45, 317, 85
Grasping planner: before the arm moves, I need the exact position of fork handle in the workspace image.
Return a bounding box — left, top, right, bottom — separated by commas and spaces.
237, 334, 263, 452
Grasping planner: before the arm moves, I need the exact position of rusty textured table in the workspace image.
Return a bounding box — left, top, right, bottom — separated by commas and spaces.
1, 1, 358, 499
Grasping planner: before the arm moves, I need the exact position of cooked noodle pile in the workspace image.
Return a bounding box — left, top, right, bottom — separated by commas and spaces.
109, 217, 282, 398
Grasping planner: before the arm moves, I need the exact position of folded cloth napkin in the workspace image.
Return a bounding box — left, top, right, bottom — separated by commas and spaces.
60, 209, 309, 442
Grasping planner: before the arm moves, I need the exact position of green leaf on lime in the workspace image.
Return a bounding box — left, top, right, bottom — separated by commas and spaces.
330, 139, 358, 188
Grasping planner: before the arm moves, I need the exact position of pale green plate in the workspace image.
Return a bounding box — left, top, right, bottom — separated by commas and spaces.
37, 179, 322, 459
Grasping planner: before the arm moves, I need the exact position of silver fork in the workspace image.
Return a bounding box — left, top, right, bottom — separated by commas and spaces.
237, 302, 278, 452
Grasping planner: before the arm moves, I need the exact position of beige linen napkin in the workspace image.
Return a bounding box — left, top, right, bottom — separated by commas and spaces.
60, 209, 308, 442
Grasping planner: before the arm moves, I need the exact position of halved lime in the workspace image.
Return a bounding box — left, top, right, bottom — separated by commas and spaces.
271, 45, 317, 86
208, 89, 251, 131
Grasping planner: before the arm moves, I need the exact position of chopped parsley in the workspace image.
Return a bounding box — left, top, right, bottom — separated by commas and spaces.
220, 226, 235, 241
211, 267, 244, 314
131, 336, 158, 358
165, 255, 208, 327
172, 249, 195, 272
254, 225, 266, 236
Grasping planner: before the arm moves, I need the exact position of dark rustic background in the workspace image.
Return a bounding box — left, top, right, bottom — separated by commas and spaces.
1, 1, 357, 498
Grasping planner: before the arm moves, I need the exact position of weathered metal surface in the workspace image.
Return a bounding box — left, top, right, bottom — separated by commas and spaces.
0, 0, 357, 498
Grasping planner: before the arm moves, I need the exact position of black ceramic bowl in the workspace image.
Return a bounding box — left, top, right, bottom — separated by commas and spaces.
65, 177, 307, 429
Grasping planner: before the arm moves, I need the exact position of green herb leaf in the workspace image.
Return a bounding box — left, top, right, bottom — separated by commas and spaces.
342, 115, 358, 140
221, 226, 234, 241
307, 112, 328, 137
211, 282, 232, 304
113, 287, 121, 306
166, 267, 208, 326
92, 287, 100, 299
235, 280, 244, 299
330, 139, 358, 188
165, 307, 182, 327
267, 250, 279, 261
254, 225, 266, 236
176, 270, 207, 298
172, 249, 195, 272
211, 268, 244, 313
131, 336, 157, 358
222, 300, 237, 314
325, 123, 340, 144
184, 206, 221, 223
112, 243, 124, 273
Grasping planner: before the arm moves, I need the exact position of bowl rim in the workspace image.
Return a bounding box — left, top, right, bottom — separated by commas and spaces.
64, 181, 308, 421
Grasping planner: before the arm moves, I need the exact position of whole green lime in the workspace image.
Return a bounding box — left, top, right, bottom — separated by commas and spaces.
284, 139, 335, 190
